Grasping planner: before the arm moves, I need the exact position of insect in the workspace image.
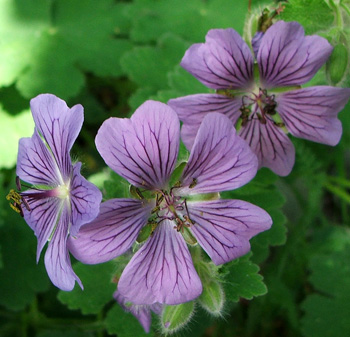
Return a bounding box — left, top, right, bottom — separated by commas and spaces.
189, 178, 197, 189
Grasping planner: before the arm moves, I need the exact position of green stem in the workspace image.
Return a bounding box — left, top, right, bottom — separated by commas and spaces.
324, 181, 350, 204
341, 2, 350, 17
330, 0, 344, 29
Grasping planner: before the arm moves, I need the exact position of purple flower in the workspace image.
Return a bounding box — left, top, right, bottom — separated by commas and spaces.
114, 290, 162, 333
69, 100, 272, 305
168, 21, 350, 176
15, 94, 102, 290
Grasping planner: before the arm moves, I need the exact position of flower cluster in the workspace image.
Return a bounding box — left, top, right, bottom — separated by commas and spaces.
9, 19, 350, 334
168, 21, 350, 176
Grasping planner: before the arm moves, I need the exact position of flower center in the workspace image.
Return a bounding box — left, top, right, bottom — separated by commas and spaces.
239, 88, 281, 126
153, 189, 194, 233
217, 87, 285, 129
6, 176, 71, 217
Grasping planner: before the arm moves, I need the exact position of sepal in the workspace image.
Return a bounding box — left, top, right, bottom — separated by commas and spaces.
160, 301, 195, 335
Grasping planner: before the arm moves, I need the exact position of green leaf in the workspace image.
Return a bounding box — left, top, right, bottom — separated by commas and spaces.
222, 255, 267, 303
0, 0, 131, 99
104, 304, 149, 337
121, 33, 189, 90
126, 0, 247, 43
0, 107, 34, 169
301, 242, 350, 337
57, 261, 116, 315
279, 0, 334, 34
0, 215, 50, 311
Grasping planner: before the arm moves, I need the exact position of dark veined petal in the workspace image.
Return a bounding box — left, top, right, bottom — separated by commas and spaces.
21, 190, 63, 262
69, 162, 102, 236
95, 100, 180, 190
238, 117, 295, 176
168, 93, 242, 150
258, 21, 333, 88
68, 198, 153, 264
276, 86, 350, 145
181, 28, 254, 90
30, 94, 83, 181
16, 131, 63, 186
187, 199, 272, 265
117, 221, 202, 305
44, 207, 82, 291
178, 113, 258, 195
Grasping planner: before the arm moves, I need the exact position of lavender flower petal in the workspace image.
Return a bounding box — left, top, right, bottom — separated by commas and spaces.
29, 94, 84, 181
238, 118, 295, 176
21, 191, 63, 261
179, 113, 258, 195
181, 29, 254, 90
69, 162, 102, 237
69, 198, 153, 264
95, 101, 180, 190
187, 199, 272, 265
17, 131, 62, 186
44, 207, 82, 291
276, 86, 350, 145
168, 93, 242, 150
258, 21, 333, 88
118, 221, 202, 305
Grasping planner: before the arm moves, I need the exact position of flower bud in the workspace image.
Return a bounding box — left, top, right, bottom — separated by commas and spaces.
161, 301, 195, 334
198, 279, 225, 316
326, 43, 349, 85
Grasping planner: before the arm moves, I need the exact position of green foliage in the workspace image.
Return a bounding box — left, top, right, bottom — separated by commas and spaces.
0, 0, 131, 99
104, 304, 149, 337
125, 0, 247, 43
301, 229, 350, 337
57, 262, 116, 315
279, 0, 334, 34
0, 107, 34, 169
0, 214, 50, 311
121, 34, 190, 109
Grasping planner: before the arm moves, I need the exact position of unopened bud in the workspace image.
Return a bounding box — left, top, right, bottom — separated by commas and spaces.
327, 43, 349, 85
161, 301, 195, 334
198, 279, 225, 316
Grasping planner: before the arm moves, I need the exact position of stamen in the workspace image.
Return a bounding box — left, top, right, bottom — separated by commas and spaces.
6, 189, 24, 217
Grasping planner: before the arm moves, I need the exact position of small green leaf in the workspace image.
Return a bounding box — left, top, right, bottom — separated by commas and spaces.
222, 255, 267, 303
57, 262, 116, 315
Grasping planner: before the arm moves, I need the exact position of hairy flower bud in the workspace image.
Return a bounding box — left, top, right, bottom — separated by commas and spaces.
327, 43, 349, 85
161, 301, 195, 334
198, 279, 225, 316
